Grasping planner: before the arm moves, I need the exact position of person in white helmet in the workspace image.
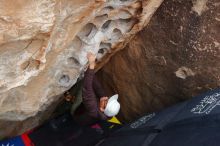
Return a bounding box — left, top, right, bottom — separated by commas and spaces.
74, 52, 120, 125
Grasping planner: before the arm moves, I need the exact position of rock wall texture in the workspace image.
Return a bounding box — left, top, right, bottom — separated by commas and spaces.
98, 0, 220, 122
0, 0, 163, 138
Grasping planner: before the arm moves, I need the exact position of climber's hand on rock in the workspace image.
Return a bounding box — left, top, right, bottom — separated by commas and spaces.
87, 52, 96, 69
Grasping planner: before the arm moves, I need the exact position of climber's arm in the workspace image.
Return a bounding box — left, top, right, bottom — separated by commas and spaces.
82, 68, 100, 118
82, 52, 108, 120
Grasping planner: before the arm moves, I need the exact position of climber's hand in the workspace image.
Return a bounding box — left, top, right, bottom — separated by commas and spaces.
87, 52, 96, 69
64, 91, 75, 102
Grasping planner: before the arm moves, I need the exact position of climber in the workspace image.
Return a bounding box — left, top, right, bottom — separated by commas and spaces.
73, 52, 120, 125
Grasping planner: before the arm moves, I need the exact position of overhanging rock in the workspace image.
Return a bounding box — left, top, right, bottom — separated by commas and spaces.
0, 0, 163, 122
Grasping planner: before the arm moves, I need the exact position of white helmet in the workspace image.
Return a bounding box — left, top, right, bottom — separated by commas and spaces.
104, 94, 120, 117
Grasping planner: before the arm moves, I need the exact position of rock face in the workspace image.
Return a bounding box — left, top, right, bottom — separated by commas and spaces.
98, 0, 220, 122
0, 0, 163, 137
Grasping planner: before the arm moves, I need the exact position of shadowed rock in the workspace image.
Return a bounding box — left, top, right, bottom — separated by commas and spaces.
98, 0, 220, 122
